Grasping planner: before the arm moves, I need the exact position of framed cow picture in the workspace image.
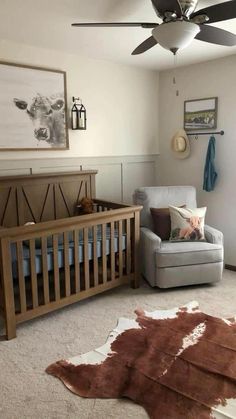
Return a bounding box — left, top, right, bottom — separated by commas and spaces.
0, 61, 69, 150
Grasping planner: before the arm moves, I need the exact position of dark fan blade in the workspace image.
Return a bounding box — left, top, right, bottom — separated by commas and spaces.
151, 0, 182, 18
72, 22, 158, 28
132, 36, 158, 55
191, 0, 236, 24
195, 24, 236, 46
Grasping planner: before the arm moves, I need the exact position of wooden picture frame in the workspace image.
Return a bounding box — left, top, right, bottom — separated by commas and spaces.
184, 97, 218, 131
0, 61, 69, 150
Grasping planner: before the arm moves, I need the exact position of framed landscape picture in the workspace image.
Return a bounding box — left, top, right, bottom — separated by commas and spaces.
0, 62, 69, 150
184, 97, 218, 131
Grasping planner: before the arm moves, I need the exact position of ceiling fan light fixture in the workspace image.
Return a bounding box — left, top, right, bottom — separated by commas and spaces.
191, 14, 210, 24
152, 20, 200, 51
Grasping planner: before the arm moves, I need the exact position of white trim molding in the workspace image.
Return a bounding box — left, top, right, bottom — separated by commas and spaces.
0, 155, 159, 203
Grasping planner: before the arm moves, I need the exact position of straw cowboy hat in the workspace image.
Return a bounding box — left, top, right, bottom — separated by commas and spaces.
171, 129, 190, 159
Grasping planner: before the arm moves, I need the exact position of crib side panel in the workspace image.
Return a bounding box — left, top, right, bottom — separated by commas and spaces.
0, 204, 142, 340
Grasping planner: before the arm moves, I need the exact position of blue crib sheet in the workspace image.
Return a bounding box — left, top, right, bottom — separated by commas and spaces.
11, 227, 126, 279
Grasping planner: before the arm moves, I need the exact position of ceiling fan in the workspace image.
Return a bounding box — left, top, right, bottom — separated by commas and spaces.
72, 0, 236, 55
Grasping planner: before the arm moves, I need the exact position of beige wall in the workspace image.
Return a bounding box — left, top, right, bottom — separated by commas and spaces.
0, 39, 159, 159
2, 39, 235, 264
158, 54, 236, 265
0, 39, 159, 204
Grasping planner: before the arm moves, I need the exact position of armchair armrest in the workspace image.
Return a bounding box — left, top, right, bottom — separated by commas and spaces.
141, 227, 162, 249
204, 224, 223, 246
140, 227, 162, 286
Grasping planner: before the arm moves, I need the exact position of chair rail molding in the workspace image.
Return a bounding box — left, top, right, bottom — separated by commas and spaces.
0, 155, 159, 203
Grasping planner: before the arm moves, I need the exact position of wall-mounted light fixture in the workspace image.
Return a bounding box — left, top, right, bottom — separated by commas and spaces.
71, 97, 87, 130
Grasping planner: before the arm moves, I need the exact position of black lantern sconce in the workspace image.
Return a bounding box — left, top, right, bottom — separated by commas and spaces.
71, 97, 87, 130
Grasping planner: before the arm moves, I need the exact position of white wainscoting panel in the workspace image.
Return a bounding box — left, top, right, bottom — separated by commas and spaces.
0, 155, 158, 203
123, 160, 156, 204
82, 163, 122, 202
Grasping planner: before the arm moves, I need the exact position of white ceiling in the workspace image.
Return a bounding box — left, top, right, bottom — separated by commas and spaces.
0, 0, 236, 70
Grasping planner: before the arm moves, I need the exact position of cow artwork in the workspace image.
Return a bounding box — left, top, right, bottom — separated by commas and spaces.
0, 63, 68, 149
14, 93, 66, 148
47, 302, 236, 418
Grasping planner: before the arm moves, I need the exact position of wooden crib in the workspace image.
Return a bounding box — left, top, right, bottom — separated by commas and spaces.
0, 170, 142, 340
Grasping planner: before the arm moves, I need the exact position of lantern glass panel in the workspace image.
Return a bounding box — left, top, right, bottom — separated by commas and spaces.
72, 107, 78, 130
79, 111, 86, 129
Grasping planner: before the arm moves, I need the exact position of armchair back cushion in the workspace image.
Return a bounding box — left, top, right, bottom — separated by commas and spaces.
150, 208, 171, 240
134, 186, 197, 230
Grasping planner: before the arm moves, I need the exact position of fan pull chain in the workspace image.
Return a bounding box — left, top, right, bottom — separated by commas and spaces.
172, 52, 179, 97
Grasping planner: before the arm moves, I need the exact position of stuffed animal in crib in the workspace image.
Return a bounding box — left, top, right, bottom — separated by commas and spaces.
78, 197, 94, 215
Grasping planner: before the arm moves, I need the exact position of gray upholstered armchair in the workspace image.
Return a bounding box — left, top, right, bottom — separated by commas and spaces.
133, 186, 224, 288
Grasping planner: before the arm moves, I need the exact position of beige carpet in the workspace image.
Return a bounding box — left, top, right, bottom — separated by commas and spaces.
0, 269, 236, 419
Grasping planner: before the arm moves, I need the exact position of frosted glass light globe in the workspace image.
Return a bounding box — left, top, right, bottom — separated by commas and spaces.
152, 21, 200, 51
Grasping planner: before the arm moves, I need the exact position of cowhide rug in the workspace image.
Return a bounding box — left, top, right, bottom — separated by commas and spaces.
46, 302, 236, 418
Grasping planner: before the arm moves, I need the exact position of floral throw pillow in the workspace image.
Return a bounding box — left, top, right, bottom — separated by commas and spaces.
169, 205, 206, 241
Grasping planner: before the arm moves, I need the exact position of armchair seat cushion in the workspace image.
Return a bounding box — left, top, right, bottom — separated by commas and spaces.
155, 241, 223, 268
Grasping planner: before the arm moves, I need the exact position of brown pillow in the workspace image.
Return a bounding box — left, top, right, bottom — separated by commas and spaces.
150, 206, 186, 240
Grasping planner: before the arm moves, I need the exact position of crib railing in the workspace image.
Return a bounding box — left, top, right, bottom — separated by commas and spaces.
0, 205, 141, 340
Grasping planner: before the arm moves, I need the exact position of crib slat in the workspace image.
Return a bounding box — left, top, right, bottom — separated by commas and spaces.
0, 238, 16, 339
133, 210, 141, 288
41, 237, 50, 305
83, 227, 90, 290
102, 224, 107, 283
74, 230, 80, 293
110, 221, 115, 281
53, 235, 60, 301
16, 242, 26, 313
126, 218, 131, 275
29, 239, 38, 309
64, 232, 70, 297
93, 226, 99, 287
118, 220, 123, 278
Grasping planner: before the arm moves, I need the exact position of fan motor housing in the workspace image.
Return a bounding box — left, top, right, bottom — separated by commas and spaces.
179, 0, 199, 18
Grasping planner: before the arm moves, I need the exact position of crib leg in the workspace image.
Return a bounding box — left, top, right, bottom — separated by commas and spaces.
3, 286, 17, 340
131, 272, 140, 289
0, 239, 17, 340
131, 211, 140, 289
5, 318, 16, 340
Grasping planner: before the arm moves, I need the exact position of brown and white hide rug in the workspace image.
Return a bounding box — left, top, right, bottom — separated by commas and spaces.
46, 302, 236, 418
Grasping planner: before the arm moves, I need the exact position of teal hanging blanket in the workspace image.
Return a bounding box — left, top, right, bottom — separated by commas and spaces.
203, 136, 218, 192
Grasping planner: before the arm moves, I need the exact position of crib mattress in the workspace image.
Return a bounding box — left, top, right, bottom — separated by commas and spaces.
11, 227, 126, 279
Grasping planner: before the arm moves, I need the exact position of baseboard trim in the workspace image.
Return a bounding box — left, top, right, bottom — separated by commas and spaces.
225, 264, 236, 272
